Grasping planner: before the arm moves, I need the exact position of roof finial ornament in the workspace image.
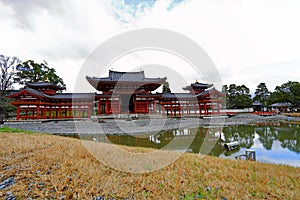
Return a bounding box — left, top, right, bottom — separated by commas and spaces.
195, 79, 199, 84
45, 77, 50, 82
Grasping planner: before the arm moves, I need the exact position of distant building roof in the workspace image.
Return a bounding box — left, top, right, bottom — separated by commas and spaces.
26, 82, 65, 91
270, 102, 293, 107
252, 101, 263, 106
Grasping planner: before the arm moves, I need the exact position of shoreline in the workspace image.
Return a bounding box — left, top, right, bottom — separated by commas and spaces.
1, 114, 299, 135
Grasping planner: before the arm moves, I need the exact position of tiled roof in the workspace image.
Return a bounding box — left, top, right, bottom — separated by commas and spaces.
95, 94, 120, 99
252, 101, 262, 106
87, 70, 166, 82
109, 70, 145, 81
135, 94, 161, 98
182, 83, 213, 91
26, 82, 65, 90
270, 102, 292, 107
6, 87, 50, 99
161, 93, 196, 99
196, 88, 225, 97
7, 88, 93, 100
25, 87, 50, 98
26, 82, 56, 87
53, 93, 94, 100
191, 83, 213, 88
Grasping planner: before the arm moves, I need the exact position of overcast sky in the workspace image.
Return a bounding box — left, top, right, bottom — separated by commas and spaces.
1, 0, 300, 93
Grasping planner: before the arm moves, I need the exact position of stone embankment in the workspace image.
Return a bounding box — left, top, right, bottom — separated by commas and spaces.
1, 114, 298, 135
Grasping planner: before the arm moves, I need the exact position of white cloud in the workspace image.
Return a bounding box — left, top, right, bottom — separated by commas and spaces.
0, 0, 299, 93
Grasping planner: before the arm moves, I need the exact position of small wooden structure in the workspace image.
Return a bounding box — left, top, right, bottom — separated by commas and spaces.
235, 149, 256, 161
224, 141, 240, 151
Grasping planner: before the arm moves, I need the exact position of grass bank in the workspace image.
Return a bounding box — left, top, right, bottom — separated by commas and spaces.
283, 113, 300, 117
1, 132, 299, 199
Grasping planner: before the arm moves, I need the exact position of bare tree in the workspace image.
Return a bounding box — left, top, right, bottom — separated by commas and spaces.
0, 54, 21, 97
0, 54, 21, 121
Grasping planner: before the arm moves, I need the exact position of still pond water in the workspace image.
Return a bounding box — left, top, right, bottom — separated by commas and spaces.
76, 122, 300, 167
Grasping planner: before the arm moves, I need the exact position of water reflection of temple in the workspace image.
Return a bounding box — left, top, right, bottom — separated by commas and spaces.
101, 127, 225, 156
71, 122, 300, 160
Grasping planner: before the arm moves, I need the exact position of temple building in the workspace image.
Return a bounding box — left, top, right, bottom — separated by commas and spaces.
160, 82, 225, 117
6, 82, 93, 120
87, 70, 166, 114
7, 70, 225, 120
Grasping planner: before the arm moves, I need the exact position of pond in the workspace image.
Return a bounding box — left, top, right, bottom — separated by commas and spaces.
76, 121, 300, 167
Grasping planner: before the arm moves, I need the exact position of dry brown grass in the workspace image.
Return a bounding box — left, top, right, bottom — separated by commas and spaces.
283, 113, 300, 117
1, 132, 300, 199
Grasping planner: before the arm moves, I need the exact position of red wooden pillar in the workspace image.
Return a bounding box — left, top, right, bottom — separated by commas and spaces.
217, 103, 220, 114
87, 105, 91, 118
153, 100, 156, 113
118, 97, 121, 113
98, 100, 101, 115
16, 106, 20, 120
58, 106, 62, 118
25, 108, 28, 120
68, 106, 71, 118
77, 106, 81, 118
146, 99, 149, 113
204, 103, 207, 115
134, 96, 137, 113
43, 106, 46, 119
200, 104, 202, 115
36, 105, 40, 120
106, 99, 109, 114
48, 108, 51, 119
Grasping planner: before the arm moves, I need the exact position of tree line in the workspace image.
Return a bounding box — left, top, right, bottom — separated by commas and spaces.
223, 82, 300, 109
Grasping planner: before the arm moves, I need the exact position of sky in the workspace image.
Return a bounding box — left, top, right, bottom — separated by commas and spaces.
1, 0, 300, 93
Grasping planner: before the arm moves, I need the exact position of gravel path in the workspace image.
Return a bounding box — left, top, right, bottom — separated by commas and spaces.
1, 114, 298, 135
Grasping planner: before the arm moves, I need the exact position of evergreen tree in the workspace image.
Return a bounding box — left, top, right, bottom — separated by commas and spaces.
269, 81, 300, 106
15, 60, 65, 88
253, 83, 270, 106
162, 82, 171, 93
225, 84, 252, 109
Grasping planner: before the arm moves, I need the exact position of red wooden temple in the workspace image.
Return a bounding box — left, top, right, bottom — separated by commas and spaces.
7, 70, 225, 120
160, 82, 225, 117
87, 70, 166, 114
6, 82, 93, 120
